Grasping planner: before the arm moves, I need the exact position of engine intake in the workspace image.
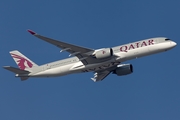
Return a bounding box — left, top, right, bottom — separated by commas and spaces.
93, 48, 113, 59
113, 64, 133, 76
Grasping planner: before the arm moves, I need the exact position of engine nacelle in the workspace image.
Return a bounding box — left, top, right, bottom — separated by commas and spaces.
93, 48, 113, 59
113, 64, 133, 76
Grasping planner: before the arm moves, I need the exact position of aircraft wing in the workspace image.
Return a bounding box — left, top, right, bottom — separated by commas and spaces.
90, 63, 120, 82
91, 70, 111, 82
28, 30, 94, 65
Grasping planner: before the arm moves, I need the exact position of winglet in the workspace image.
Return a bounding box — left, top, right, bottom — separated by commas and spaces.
27, 29, 36, 35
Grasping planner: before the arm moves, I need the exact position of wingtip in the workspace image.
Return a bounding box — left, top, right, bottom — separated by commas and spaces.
27, 29, 36, 35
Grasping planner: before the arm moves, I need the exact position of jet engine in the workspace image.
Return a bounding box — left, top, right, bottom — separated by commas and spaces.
92, 48, 113, 59
113, 64, 133, 76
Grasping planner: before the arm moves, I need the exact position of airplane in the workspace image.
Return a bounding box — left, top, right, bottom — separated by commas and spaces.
3, 30, 177, 82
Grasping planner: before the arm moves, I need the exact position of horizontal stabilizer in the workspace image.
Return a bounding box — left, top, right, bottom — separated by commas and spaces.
3, 66, 30, 74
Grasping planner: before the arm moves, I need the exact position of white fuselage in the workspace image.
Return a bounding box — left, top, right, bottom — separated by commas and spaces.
23, 37, 176, 78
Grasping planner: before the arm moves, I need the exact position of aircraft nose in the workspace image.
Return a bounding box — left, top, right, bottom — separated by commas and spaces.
171, 41, 177, 47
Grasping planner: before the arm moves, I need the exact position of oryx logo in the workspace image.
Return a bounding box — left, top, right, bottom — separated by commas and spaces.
11, 53, 33, 70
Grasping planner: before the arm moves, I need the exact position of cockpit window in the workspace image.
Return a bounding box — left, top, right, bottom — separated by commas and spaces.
165, 38, 171, 41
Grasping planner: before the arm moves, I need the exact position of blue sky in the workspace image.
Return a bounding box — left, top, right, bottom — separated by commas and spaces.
1, 0, 180, 120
